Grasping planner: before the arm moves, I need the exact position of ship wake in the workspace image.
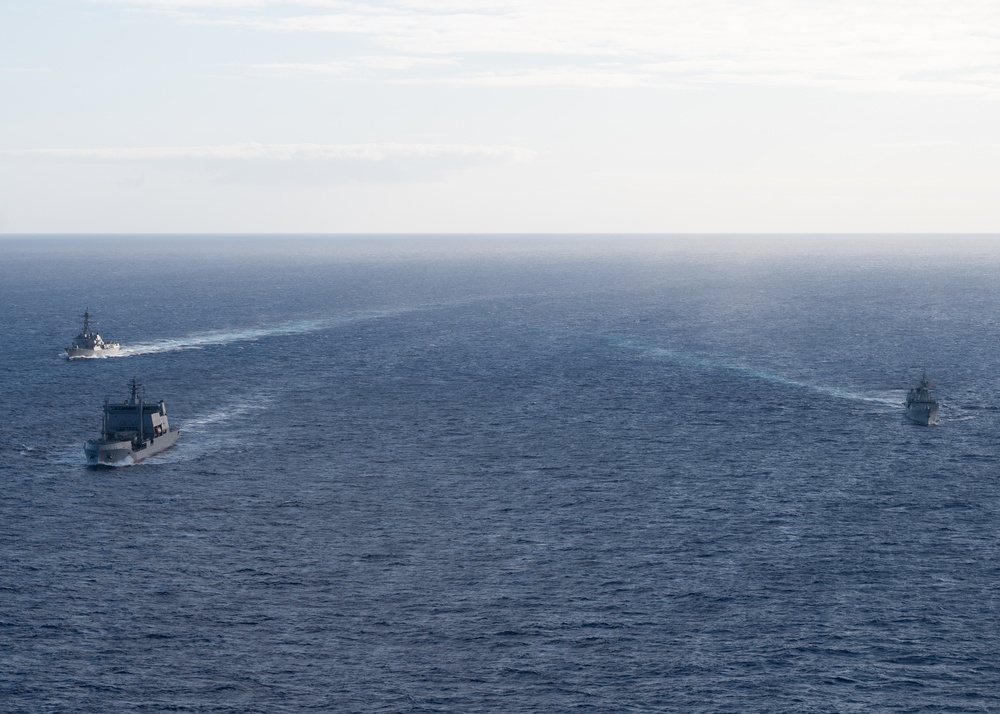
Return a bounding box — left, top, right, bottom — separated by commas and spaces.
113, 309, 406, 357
75, 298, 491, 359
153, 395, 275, 464
614, 338, 900, 407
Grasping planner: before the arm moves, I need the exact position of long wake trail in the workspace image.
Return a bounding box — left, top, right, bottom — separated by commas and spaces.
114, 308, 407, 357
613, 337, 900, 407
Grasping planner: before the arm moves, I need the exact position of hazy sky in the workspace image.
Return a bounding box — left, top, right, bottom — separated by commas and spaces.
2, 0, 1000, 233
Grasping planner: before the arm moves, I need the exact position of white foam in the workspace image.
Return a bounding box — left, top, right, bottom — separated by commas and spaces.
616, 338, 901, 407
182, 398, 270, 430
110, 308, 404, 358
154, 395, 275, 463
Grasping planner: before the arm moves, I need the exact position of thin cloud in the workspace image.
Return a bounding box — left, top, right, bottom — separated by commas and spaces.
98, 0, 272, 6
93, 0, 1000, 96
414, 66, 660, 89
246, 55, 455, 76
0, 143, 534, 185
247, 61, 661, 88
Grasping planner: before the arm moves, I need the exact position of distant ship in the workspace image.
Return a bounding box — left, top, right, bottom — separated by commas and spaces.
905, 372, 940, 426
66, 309, 121, 359
85, 378, 180, 466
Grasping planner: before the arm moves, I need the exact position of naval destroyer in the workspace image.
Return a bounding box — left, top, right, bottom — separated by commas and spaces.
905, 372, 940, 426
65, 309, 121, 359
85, 378, 180, 465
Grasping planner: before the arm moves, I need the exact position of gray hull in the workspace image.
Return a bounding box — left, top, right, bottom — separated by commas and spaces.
85, 428, 180, 466
66, 345, 121, 359
906, 404, 940, 426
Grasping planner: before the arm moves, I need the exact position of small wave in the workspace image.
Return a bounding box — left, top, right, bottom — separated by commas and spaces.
20, 444, 89, 466
49, 447, 87, 465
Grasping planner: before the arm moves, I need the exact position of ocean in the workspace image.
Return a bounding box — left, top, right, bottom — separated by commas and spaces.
3, 234, 1000, 712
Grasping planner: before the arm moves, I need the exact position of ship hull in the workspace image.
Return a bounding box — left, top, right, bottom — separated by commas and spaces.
906, 404, 940, 426
85, 428, 180, 466
66, 345, 121, 359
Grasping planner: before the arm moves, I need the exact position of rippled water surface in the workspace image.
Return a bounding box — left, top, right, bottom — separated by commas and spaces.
3, 236, 1000, 712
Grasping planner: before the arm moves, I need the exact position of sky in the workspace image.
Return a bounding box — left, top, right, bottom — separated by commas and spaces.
2, 0, 1000, 233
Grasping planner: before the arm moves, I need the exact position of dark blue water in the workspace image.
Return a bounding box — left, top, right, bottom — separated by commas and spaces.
3, 235, 1000, 712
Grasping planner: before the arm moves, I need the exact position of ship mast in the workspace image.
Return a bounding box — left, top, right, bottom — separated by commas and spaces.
130, 377, 144, 443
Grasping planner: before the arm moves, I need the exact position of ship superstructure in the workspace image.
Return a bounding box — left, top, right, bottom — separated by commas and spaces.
905, 372, 940, 426
85, 378, 179, 465
65, 309, 121, 359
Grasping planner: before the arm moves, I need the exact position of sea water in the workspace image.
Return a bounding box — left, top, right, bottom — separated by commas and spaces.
3, 235, 1000, 712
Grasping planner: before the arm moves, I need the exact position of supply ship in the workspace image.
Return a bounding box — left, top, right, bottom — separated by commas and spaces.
905, 372, 940, 426
66, 309, 121, 359
85, 378, 179, 465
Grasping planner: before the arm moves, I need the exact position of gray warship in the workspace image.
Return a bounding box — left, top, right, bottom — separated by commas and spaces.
85, 378, 180, 466
905, 372, 940, 426
66, 309, 121, 359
